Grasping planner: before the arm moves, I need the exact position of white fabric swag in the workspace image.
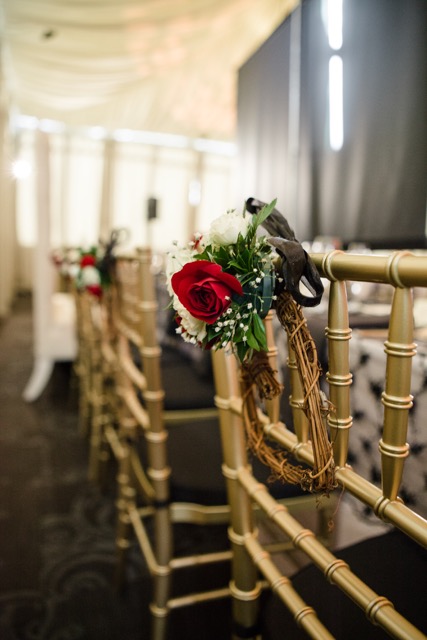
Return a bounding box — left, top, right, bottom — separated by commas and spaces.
1, 0, 298, 140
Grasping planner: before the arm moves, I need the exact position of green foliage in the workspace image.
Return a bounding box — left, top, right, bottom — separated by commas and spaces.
196, 199, 275, 279
245, 198, 277, 245
201, 200, 277, 362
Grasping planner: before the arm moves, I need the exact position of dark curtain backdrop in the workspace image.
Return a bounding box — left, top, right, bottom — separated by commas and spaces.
237, 17, 292, 213
237, 0, 427, 246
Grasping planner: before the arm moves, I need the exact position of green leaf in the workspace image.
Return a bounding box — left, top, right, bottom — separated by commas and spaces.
251, 198, 277, 231
252, 314, 268, 350
207, 325, 219, 342
245, 331, 260, 350
236, 341, 249, 363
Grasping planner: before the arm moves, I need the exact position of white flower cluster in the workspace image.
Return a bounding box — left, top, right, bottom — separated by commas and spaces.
173, 299, 207, 344
80, 265, 101, 287
206, 209, 251, 246
213, 304, 252, 348
165, 243, 195, 296
166, 238, 210, 344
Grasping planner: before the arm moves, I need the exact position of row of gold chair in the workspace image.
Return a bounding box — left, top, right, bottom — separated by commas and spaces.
73, 249, 235, 639
73, 247, 427, 639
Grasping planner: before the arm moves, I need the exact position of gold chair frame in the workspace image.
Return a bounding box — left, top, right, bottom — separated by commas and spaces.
73, 288, 94, 435
73, 290, 106, 436
101, 248, 232, 640
212, 250, 427, 639
73, 285, 117, 484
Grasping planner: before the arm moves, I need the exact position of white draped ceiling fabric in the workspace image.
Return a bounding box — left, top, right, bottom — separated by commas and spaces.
0, 0, 299, 318
1, 0, 298, 138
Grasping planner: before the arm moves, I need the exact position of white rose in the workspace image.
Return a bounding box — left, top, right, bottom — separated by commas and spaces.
165, 245, 196, 295
68, 264, 80, 279
207, 210, 251, 246
80, 265, 101, 286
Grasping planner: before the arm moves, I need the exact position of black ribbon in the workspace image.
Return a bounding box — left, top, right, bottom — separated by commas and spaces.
96, 228, 128, 281
246, 197, 324, 307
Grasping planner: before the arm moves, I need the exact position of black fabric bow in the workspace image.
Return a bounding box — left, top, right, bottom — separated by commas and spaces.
246, 197, 324, 307
97, 228, 128, 281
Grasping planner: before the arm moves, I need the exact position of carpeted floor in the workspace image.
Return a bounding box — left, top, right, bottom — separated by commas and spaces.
0, 294, 232, 640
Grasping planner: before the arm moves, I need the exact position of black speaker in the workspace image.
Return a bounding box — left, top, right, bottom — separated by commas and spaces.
147, 197, 158, 220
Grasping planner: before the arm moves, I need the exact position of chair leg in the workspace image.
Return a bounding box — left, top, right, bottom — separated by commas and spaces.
149, 612, 169, 640
229, 529, 262, 640
149, 506, 173, 640
88, 388, 112, 487
96, 443, 112, 491
88, 413, 108, 485
77, 382, 91, 437
224, 469, 262, 639
212, 349, 262, 637
114, 444, 135, 590
115, 510, 132, 589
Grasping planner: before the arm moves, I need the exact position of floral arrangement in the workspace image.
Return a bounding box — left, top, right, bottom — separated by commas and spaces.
75, 248, 109, 298
51, 247, 80, 280
51, 230, 126, 298
166, 200, 278, 362
51, 246, 108, 298
167, 198, 336, 494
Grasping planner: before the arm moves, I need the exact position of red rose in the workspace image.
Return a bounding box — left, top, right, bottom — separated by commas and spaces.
80, 254, 96, 267
171, 260, 243, 324
87, 284, 102, 298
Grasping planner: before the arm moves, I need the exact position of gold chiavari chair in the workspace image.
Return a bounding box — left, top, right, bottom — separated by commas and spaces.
73, 288, 90, 433
212, 250, 427, 639
102, 248, 232, 640
73, 288, 103, 436
73, 283, 117, 487
88, 290, 118, 486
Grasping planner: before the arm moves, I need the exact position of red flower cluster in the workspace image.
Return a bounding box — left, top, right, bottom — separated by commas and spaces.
80, 254, 96, 268
86, 284, 102, 298
79, 253, 102, 297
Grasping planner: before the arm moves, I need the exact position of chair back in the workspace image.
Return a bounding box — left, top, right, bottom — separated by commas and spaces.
212, 249, 427, 639
73, 288, 102, 435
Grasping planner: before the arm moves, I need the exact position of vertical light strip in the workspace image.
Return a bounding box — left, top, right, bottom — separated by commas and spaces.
287, 4, 302, 222
327, 0, 343, 50
329, 55, 343, 151
326, 0, 344, 151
